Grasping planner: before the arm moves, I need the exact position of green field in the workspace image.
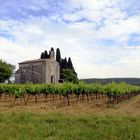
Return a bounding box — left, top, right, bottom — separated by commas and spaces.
0, 112, 139, 140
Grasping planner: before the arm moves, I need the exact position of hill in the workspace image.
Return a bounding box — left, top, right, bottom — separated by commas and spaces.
80, 78, 140, 85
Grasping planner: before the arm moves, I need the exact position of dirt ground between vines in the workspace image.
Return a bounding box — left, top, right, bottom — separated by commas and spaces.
0, 94, 140, 116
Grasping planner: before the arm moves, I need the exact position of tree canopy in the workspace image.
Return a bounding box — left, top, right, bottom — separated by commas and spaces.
62, 69, 78, 83
0, 60, 14, 83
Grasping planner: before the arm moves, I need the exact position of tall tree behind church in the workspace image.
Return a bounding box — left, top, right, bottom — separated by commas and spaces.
68, 57, 73, 69
56, 48, 61, 63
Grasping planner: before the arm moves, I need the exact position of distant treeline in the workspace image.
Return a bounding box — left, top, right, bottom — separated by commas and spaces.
80, 78, 140, 85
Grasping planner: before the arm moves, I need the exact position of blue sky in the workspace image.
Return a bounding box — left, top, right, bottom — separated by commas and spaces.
0, 0, 140, 78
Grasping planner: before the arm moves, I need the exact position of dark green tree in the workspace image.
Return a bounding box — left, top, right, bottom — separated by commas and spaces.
63, 57, 68, 69
61, 58, 65, 69
44, 50, 49, 58
61, 57, 68, 69
67, 57, 73, 69
62, 69, 78, 83
41, 52, 45, 59
60, 56, 78, 82
0, 59, 15, 83
56, 48, 61, 63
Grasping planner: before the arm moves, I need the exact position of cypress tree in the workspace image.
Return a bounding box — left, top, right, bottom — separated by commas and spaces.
68, 57, 73, 69
61, 58, 68, 69
41, 52, 45, 59
64, 57, 68, 69
56, 48, 61, 63
61, 58, 64, 69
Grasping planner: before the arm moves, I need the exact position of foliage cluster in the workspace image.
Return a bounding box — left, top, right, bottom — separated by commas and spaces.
0, 60, 14, 83
0, 82, 139, 100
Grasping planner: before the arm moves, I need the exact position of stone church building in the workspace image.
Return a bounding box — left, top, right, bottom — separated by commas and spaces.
15, 48, 60, 84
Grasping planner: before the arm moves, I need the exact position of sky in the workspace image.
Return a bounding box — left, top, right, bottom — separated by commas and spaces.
0, 0, 140, 79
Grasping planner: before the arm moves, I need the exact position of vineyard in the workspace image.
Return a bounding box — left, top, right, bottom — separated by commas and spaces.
0, 82, 140, 107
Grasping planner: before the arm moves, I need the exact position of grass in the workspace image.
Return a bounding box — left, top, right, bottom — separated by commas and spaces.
0, 112, 139, 140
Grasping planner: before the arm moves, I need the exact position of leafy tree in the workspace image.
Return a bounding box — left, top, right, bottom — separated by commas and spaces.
62, 69, 78, 83
0, 59, 15, 83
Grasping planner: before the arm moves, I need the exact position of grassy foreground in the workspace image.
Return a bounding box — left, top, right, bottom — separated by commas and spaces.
0, 112, 139, 140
